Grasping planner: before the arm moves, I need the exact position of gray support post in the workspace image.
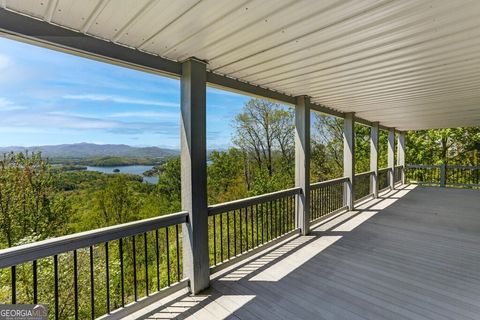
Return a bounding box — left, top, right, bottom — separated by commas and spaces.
397, 131, 406, 184
343, 113, 355, 210
370, 122, 379, 198
295, 96, 311, 235
180, 58, 209, 294
388, 128, 395, 190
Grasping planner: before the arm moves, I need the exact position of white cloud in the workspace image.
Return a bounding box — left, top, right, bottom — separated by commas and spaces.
63, 94, 179, 107
0, 97, 26, 111
107, 111, 179, 119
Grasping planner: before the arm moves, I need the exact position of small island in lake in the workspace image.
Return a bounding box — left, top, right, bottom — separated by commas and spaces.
113, 168, 120, 173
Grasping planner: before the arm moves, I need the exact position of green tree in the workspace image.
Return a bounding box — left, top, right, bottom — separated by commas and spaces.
406, 127, 480, 165
94, 174, 143, 225
157, 157, 182, 212
233, 99, 294, 179
208, 148, 246, 204
311, 114, 344, 181
0, 152, 71, 247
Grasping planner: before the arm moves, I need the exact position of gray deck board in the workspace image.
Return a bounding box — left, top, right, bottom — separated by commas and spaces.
140, 185, 480, 320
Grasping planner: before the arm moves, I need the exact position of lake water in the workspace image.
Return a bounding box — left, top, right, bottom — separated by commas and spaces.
86, 165, 158, 184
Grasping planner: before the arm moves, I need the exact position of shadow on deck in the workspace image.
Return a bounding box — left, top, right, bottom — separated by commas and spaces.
133, 185, 480, 320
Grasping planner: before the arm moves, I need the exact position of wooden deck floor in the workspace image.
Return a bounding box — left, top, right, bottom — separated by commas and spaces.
134, 185, 480, 320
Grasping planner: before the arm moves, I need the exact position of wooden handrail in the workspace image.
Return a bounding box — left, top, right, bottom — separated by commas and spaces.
0, 211, 188, 268
208, 187, 301, 216
310, 177, 348, 189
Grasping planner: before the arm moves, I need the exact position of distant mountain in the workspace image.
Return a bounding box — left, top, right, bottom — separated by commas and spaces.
0, 143, 179, 159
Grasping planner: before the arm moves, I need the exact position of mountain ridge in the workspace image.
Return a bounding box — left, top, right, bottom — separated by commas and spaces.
0, 143, 179, 159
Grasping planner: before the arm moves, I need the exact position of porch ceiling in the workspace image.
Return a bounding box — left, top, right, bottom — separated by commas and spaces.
1, 0, 480, 130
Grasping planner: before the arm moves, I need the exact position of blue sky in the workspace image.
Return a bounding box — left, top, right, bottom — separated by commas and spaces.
0, 36, 253, 149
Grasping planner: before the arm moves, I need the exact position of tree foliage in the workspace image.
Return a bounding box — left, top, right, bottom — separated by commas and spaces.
0, 152, 71, 247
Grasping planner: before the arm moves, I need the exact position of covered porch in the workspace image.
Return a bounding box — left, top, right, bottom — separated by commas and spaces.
0, 1, 479, 319
140, 185, 480, 320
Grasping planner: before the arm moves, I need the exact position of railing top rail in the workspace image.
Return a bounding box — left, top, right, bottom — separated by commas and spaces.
407, 164, 439, 169
208, 187, 301, 216
0, 211, 188, 269
355, 170, 374, 178
310, 176, 348, 189
407, 164, 479, 169
447, 165, 480, 170
378, 167, 391, 172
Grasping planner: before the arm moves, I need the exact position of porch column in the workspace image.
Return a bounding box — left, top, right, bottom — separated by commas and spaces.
181, 58, 209, 294
388, 127, 395, 189
370, 122, 379, 198
343, 112, 355, 210
295, 96, 311, 235
397, 131, 406, 184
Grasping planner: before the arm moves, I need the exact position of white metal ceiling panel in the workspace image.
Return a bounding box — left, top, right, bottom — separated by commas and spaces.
85, 0, 152, 39
3, 0, 480, 130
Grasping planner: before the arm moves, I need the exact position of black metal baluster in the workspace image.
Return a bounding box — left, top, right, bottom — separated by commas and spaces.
322, 186, 326, 215
213, 215, 217, 265
256, 204, 259, 246
89, 246, 94, 320
105, 242, 110, 313
227, 211, 231, 258
261, 203, 265, 244
144, 233, 149, 296
220, 213, 224, 262
317, 188, 320, 219
279, 198, 283, 235
312, 189, 315, 220
73, 251, 78, 320
327, 185, 332, 213
273, 199, 277, 238
278, 198, 285, 235
54, 255, 59, 320
11, 266, 16, 304
264, 201, 268, 241
245, 206, 249, 251
239, 208, 243, 253
166, 227, 171, 286
32, 260, 37, 304
119, 238, 125, 307
132, 236, 137, 301
278, 198, 281, 236
155, 229, 160, 291
292, 195, 295, 229
176, 225, 180, 282
233, 209, 237, 256
288, 195, 291, 230
319, 187, 322, 216
251, 205, 254, 248
269, 200, 273, 240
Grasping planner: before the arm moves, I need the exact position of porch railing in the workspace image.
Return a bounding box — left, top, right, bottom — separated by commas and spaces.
394, 165, 403, 184
407, 164, 480, 188
310, 177, 348, 222
354, 171, 374, 201
0, 211, 188, 320
207, 187, 301, 270
378, 167, 390, 191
